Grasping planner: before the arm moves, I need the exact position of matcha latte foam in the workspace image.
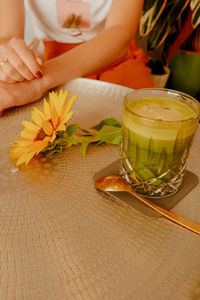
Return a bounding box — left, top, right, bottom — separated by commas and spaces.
121, 89, 200, 198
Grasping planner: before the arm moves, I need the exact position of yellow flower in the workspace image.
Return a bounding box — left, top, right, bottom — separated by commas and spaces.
10, 89, 78, 166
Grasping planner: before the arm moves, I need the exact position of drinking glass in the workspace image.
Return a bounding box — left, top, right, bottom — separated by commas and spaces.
120, 88, 200, 198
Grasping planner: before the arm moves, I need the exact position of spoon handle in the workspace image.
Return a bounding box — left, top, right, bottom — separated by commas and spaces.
130, 190, 200, 235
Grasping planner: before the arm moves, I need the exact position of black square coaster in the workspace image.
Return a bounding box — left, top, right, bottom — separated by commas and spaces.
93, 159, 199, 219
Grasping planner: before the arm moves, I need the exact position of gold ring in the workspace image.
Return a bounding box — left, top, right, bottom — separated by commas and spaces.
0, 58, 8, 67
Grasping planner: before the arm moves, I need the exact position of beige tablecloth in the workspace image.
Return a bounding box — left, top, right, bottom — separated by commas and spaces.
0, 78, 200, 300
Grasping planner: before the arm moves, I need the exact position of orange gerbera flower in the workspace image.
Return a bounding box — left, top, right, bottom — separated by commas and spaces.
10, 89, 78, 166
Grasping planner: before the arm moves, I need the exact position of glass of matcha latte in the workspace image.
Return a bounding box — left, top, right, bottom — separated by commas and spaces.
120, 88, 200, 198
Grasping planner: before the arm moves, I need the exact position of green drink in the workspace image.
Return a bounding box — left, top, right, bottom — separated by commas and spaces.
120, 89, 200, 198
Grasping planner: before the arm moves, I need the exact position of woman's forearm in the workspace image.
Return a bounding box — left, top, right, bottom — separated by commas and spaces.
42, 24, 133, 90
0, 0, 25, 39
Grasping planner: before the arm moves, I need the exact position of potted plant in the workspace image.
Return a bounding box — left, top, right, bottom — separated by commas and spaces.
168, 11, 200, 98
138, 0, 200, 91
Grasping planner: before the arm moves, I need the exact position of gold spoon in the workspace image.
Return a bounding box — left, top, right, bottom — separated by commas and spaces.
95, 175, 200, 235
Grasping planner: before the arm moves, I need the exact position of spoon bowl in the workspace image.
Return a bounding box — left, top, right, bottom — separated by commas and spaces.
95, 175, 200, 235
95, 175, 134, 193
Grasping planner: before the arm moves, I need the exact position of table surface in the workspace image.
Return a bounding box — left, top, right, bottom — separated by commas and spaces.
0, 78, 200, 300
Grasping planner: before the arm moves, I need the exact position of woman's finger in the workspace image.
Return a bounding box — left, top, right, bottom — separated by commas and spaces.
32, 49, 43, 66
9, 38, 43, 78
0, 43, 36, 81
0, 68, 16, 83
0, 60, 25, 82
36, 56, 43, 66
2, 49, 36, 81
0, 38, 43, 81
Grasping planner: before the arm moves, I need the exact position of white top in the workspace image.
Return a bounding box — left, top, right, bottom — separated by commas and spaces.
25, 0, 112, 43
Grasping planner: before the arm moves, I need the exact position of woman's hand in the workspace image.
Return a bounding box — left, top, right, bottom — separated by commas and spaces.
0, 37, 43, 83
0, 57, 63, 114
0, 75, 46, 112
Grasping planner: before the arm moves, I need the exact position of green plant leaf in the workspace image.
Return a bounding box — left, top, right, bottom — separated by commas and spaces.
147, 0, 190, 50
94, 140, 104, 146
139, 0, 167, 36
64, 136, 79, 147
42, 134, 79, 155
42, 145, 63, 158
92, 118, 121, 131
190, 0, 199, 10
40, 118, 122, 159
95, 125, 121, 145
79, 127, 96, 136
192, 2, 200, 28
77, 135, 97, 156
66, 123, 80, 136
80, 139, 90, 157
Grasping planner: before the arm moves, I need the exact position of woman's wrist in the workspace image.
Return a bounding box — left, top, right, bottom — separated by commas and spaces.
40, 59, 62, 91
40, 54, 82, 91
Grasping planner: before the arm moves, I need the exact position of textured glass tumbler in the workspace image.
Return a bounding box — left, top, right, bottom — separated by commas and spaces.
120, 88, 200, 198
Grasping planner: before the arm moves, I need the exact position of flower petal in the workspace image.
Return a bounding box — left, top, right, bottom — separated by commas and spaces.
52, 106, 59, 129
16, 151, 35, 166
10, 138, 49, 166
49, 91, 57, 112
31, 110, 44, 127
11, 140, 33, 147
43, 98, 51, 120
20, 129, 38, 140
64, 94, 78, 114
34, 140, 49, 154
56, 90, 69, 115
62, 110, 73, 124
57, 124, 66, 132
42, 120, 53, 136
22, 121, 40, 131
16, 139, 49, 166
49, 132, 56, 143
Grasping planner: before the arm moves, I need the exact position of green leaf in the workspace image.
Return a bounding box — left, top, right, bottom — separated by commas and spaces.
80, 139, 90, 157
139, 0, 167, 36
40, 119, 122, 159
42, 134, 79, 155
77, 135, 97, 156
79, 127, 97, 136
95, 125, 121, 145
94, 140, 104, 146
147, 0, 190, 50
43, 145, 63, 158
192, 2, 200, 28
66, 124, 80, 136
63, 136, 79, 147
92, 118, 121, 131
190, 0, 199, 10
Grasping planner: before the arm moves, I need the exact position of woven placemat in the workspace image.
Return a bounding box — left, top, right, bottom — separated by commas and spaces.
0, 79, 200, 300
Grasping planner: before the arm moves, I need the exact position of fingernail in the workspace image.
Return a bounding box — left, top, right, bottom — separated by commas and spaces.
36, 71, 42, 78
37, 57, 43, 66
